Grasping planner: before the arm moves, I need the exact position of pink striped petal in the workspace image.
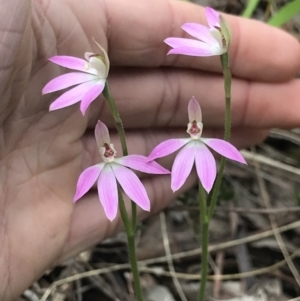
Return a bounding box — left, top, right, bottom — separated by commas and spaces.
205, 7, 220, 28
201, 138, 247, 164
165, 37, 214, 49
95, 120, 110, 148
147, 138, 190, 161
171, 142, 195, 192
42, 72, 96, 94
49, 56, 97, 75
80, 81, 105, 115
112, 164, 150, 211
182, 23, 219, 46
97, 165, 118, 221
165, 37, 222, 56
73, 164, 103, 202
49, 80, 97, 111
188, 96, 202, 122
116, 155, 170, 174
194, 142, 216, 193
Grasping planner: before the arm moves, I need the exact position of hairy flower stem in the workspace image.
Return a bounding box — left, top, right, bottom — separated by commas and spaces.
198, 53, 232, 300
103, 83, 128, 156
118, 188, 144, 301
103, 82, 137, 230
207, 52, 232, 221
103, 84, 142, 300
198, 183, 208, 301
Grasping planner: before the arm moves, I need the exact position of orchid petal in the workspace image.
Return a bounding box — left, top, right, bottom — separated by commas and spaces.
93, 39, 110, 77
80, 81, 105, 115
182, 23, 219, 46
188, 96, 202, 122
147, 138, 190, 161
165, 37, 222, 56
165, 38, 224, 56
73, 164, 103, 202
95, 120, 110, 149
89, 57, 107, 79
220, 15, 231, 45
97, 165, 118, 221
205, 7, 220, 28
116, 155, 170, 174
194, 143, 216, 193
49, 56, 97, 75
49, 80, 97, 111
112, 164, 150, 211
171, 142, 195, 192
210, 28, 223, 48
201, 138, 247, 164
167, 46, 223, 57
42, 72, 96, 94
165, 37, 216, 49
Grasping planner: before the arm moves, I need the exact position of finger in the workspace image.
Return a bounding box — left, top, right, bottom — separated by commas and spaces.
49, 0, 300, 82
101, 0, 300, 81
81, 127, 268, 169
59, 173, 196, 262
87, 68, 300, 129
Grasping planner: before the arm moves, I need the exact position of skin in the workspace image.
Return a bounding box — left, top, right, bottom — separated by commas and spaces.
0, 0, 300, 299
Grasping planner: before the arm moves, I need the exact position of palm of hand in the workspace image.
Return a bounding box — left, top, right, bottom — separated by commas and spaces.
1, 0, 300, 299
0, 1, 90, 298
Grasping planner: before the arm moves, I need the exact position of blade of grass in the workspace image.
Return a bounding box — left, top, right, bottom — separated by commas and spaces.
268, 0, 300, 26
242, 0, 260, 18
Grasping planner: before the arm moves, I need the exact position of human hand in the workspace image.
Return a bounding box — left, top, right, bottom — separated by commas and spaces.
1, 0, 299, 299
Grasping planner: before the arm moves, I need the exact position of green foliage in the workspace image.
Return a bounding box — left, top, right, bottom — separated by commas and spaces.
242, 0, 261, 18
268, 0, 300, 26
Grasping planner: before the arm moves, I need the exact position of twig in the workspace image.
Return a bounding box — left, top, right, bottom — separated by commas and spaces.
41, 247, 300, 301
252, 146, 300, 287
269, 128, 300, 146
288, 297, 300, 301
169, 205, 300, 214
40, 220, 300, 301
241, 150, 300, 176
142, 220, 300, 265
160, 212, 188, 301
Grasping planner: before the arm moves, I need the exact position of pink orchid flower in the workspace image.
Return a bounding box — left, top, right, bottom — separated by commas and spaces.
74, 121, 170, 221
42, 41, 109, 115
147, 97, 246, 193
164, 7, 231, 57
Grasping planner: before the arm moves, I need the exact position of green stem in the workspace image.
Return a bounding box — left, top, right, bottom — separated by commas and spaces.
103, 83, 141, 299
127, 232, 144, 301
198, 183, 209, 301
103, 83, 128, 156
118, 188, 144, 301
103, 83, 138, 231
221, 52, 231, 142
118, 186, 131, 234
207, 52, 232, 222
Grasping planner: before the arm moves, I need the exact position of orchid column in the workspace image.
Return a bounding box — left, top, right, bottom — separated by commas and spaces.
164, 7, 237, 300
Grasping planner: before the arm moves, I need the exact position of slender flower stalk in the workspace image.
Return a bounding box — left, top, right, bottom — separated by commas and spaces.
163, 8, 234, 298
148, 97, 245, 301
207, 52, 232, 221
198, 183, 208, 301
